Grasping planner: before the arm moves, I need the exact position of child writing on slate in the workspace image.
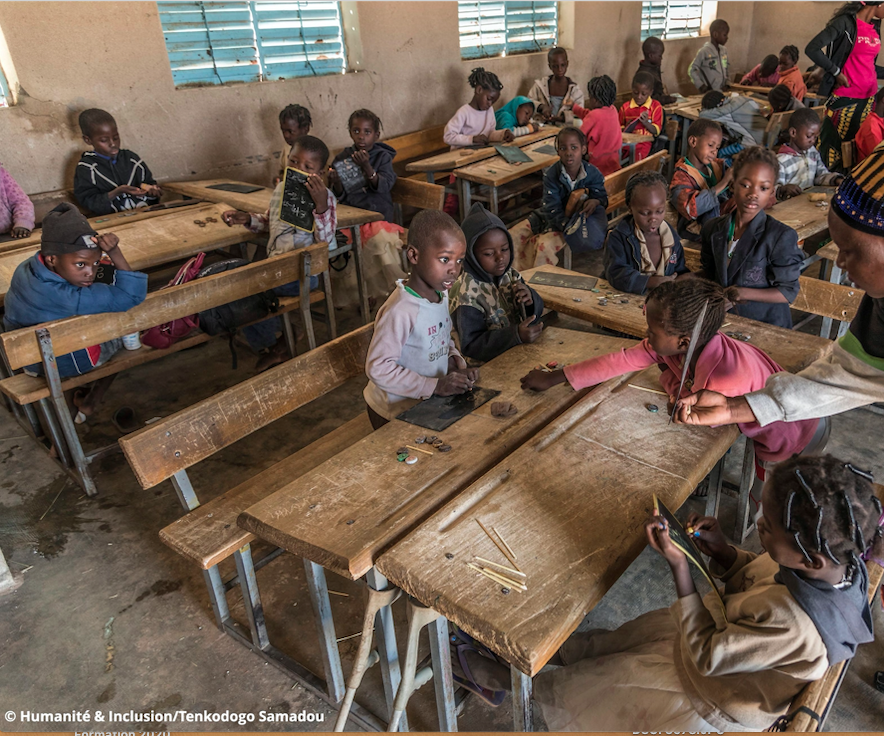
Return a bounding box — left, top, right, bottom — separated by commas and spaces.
3, 203, 147, 421
275, 103, 312, 184
329, 108, 397, 223
777, 44, 807, 102
618, 71, 663, 161
73, 108, 161, 215
0, 163, 35, 239
604, 171, 690, 295
494, 96, 537, 138
449, 203, 544, 364
363, 210, 478, 429
528, 47, 584, 123
570, 75, 622, 176
670, 119, 734, 239
521, 277, 827, 471
532, 454, 879, 731
444, 68, 513, 148
776, 107, 844, 200
700, 146, 803, 329
222, 135, 336, 371
740, 53, 780, 87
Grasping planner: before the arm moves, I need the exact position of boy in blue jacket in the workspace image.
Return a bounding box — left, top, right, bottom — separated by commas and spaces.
604, 171, 690, 294
540, 126, 608, 253
3, 203, 147, 420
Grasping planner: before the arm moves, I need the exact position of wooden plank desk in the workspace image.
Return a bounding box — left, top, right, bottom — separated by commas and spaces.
0, 201, 249, 306
729, 82, 775, 96
375, 364, 738, 726
238, 327, 634, 581
163, 179, 384, 321
404, 128, 558, 182
523, 265, 834, 373
768, 186, 833, 242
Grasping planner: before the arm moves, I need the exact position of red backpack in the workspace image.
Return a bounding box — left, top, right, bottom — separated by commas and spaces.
140, 253, 205, 350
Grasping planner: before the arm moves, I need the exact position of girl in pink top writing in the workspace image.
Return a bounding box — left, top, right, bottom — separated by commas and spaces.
0, 163, 35, 239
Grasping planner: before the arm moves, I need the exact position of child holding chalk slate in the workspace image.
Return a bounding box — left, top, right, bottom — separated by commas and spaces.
222, 135, 336, 370
532, 454, 880, 731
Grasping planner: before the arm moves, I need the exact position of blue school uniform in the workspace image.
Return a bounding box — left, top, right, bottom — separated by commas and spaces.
603, 217, 690, 295
540, 161, 608, 252
3, 253, 147, 376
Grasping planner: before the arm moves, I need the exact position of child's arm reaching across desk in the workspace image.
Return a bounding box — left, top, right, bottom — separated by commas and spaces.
521, 341, 661, 392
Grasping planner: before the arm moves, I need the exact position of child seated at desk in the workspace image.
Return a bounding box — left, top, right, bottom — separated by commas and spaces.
853, 86, 884, 163
449, 203, 543, 364
363, 210, 477, 429
571, 75, 621, 176
221, 135, 336, 371
741, 53, 780, 87
3, 203, 147, 421
443, 67, 513, 149
670, 119, 734, 240
700, 146, 803, 329
494, 96, 537, 138
618, 72, 663, 161
329, 108, 397, 223
636, 36, 677, 106
528, 47, 584, 123
768, 83, 806, 113
0, 163, 35, 239
777, 45, 807, 102
73, 108, 161, 215
699, 91, 767, 157
531, 454, 878, 731
274, 103, 311, 184
604, 171, 690, 295
776, 107, 844, 200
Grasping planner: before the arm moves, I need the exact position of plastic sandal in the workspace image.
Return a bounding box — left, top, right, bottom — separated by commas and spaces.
449, 627, 507, 707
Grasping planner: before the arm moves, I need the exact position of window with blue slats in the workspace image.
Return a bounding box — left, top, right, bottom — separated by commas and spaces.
0, 64, 10, 107
640, 1, 707, 41
458, 1, 557, 60
158, 0, 347, 88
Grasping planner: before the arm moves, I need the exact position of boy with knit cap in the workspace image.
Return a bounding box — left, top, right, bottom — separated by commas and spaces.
3, 203, 147, 416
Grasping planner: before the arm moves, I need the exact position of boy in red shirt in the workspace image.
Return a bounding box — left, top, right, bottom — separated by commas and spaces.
618, 71, 663, 161
854, 87, 884, 163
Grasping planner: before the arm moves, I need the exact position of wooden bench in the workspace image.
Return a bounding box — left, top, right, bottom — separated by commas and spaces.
778, 482, 884, 732
388, 124, 447, 176
119, 325, 382, 729
0, 244, 333, 497
390, 177, 445, 226
681, 247, 863, 337
765, 107, 824, 147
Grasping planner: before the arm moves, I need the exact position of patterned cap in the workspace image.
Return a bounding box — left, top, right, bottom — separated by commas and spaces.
832, 140, 884, 236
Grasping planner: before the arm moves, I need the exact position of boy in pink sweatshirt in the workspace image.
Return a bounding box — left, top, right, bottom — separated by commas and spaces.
0, 163, 35, 239
521, 278, 826, 467
363, 210, 478, 429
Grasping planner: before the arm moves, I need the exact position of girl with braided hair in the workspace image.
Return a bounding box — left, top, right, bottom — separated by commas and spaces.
777, 44, 807, 101
570, 75, 622, 175
532, 455, 880, 731
443, 67, 513, 149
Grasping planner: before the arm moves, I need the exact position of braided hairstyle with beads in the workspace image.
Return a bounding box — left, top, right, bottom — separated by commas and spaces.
468, 67, 503, 92
587, 75, 617, 108
732, 145, 780, 182
770, 455, 882, 568
645, 278, 741, 349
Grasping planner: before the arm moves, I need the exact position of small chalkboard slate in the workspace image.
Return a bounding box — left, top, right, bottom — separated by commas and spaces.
533, 144, 558, 156
528, 272, 598, 291
332, 157, 368, 195
396, 387, 500, 431
494, 144, 533, 164
206, 182, 264, 194
279, 167, 315, 232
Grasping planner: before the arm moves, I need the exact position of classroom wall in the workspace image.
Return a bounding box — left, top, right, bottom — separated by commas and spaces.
746, 1, 841, 72
0, 1, 823, 200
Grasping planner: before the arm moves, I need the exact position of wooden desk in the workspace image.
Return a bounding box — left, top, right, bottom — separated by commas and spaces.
163, 178, 384, 322
523, 266, 834, 373
237, 328, 634, 581
375, 364, 737, 699
729, 82, 775, 95
404, 128, 558, 182
768, 186, 833, 243
0, 202, 248, 305
0, 201, 206, 257
621, 131, 654, 166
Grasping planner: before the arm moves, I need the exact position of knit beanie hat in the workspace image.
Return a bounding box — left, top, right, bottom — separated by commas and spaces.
832, 141, 884, 236
40, 203, 98, 255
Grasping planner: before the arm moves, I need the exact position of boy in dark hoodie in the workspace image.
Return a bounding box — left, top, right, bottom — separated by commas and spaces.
449, 203, 544, 364
636, 36, 677, 106
329, 108, 397, 222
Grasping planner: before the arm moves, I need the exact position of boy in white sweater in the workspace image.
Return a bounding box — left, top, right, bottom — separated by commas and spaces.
364, 210, 479, 429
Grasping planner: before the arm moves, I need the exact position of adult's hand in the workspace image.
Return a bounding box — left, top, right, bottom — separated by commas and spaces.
674, 389, 758, 425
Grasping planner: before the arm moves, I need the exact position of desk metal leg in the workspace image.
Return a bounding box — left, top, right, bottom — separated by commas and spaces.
303, 559, 345, 703
428, 616, 458, 732
733, 440, 757, 544
511, 665, 534, 732
490, 186, 500, 216
234, 543, 270, 650
365, 568, 406, 727
426, 172, 436, 184
679, 115, 689, 160
352, 225, 371, 324
704, 454, 726, 519
627, 142, 637, 166
459, 178, 471, 221
202, 566, 230, 630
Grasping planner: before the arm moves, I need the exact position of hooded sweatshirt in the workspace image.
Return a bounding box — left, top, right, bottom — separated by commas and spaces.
495, 96, 536, 137
449, 203, 544, 364
331, 141, 397, 222
73, 149, 158, 215
699, 95, 768, 146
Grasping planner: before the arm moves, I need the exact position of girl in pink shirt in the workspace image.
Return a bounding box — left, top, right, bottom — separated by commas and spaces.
571, 75, 622, 176
0, 163, 35, 239
443, 67, 513, 149
521, 278, 827, 470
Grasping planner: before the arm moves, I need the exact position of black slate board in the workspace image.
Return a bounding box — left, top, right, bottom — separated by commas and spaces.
279, 167, 315, 232
396, 387, 501, 432
494, 144, 532, 164
528, 272, 598, 291
533, 144, 558, 156
206, 182, 264, 194
332, 157, 368, 195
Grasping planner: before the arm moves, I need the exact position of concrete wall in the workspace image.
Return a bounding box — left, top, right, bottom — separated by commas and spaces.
746, 1, 841, 73
0, 1, 826, 198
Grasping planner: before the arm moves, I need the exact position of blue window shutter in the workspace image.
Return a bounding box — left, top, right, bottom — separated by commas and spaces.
458, 1, 556, 60
0, 65, 9, 108
158, 0, 346, 87
641, 1, 705, 41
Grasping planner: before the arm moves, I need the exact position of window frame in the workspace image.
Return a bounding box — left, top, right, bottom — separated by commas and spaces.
457, 1, 558, 61
640, 1, 715, 42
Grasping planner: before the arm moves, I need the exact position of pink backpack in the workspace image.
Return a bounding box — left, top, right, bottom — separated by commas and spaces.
140, 253, 205, 350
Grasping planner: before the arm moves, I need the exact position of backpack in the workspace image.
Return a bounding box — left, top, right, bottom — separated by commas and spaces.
141, 253, 205, 350
196, 258, 280, 369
